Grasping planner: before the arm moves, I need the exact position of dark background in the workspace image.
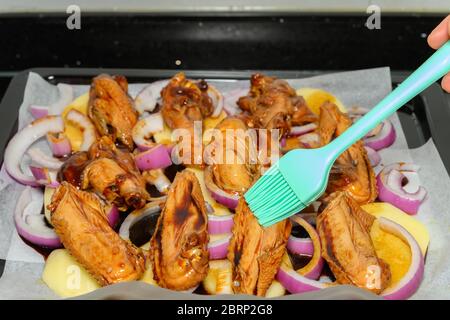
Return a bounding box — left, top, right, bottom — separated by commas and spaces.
0, 12, 446, 97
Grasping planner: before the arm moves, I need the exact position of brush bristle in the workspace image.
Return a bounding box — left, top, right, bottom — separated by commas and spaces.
244, 167, 304, 227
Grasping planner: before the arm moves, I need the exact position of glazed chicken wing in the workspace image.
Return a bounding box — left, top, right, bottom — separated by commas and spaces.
237, 73, 317, 137
228, 198, 291, 296
81, 136, 149, 210
317, 192, 391, 294
88, 74, 138, 150
319, 102, 377, 204
150, 170, 209, 290
49, 182, 145, 285
161, 72, 213, 164
206, 117, 258, 195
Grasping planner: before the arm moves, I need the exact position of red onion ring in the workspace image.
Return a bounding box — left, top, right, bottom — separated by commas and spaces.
119, 201, 162, 241
364, 120, 396, 150
65, 109, 96, 151
208, 234, 232, 260
29, 166, 59, 187
364, 146, 381, 167
106, 205, 120, 228
135, 144, 172, 171
4, 116, 64, 186
208, 85, 224, 118
276, 264, 329, 294
377, 163, 427, 215
289, 123, 318, 137
298, 132, 320, 148
203, 166, 239, 209
46, 132, 72, 157
379, 217, 424, 300
134, 80, 168, 114
27, 147, 63, 170
208, 214, 234, 235
287, 236, 314, 256
28, 83, 73, 118
289, 215, 324, 280
132, 113, 164, 151
14, 186, 61, 248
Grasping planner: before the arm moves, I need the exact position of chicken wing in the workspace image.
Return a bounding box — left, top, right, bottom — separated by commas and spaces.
319, 102, 377, 204
49, 182, 145, 285
161, 72, 213, 164
228, 198, 291, 296
317, 192, 391, 294
150, 170, 209, 290
237, 73, 317, 137
88, 74, 138, 150
81, 136, 149, 210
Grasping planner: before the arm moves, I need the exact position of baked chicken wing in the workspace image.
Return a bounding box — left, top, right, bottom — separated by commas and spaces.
237, 73, 317, 137
317, 192, 391, 294
88, 74, 138, 150
228, 198, 291, 296
49, 182, 145, 285
319, 102, 377, 204
150, 170, 209, 290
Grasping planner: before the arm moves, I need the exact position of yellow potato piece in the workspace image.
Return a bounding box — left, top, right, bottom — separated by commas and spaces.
186, 168, 232, 216
42, 249, 100, 298
362, 202, 429, 255
296, 87, 347, 115
62, 92, 89, 152
203, 260, 233, 295
265, 280, 286, 298
370, 220, 411, 286
153, 122, 173, 145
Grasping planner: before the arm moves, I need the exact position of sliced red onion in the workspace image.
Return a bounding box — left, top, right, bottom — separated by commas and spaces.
208, 214, 234, 235
29, 166, 59, 187
29, 105, 49, 119
135, 144, 172, 171
27, 147, 63, 170
28, 83, 73, 118
287, 236, 314, 256
204, 166, 239, 209
377, 163, 427, 215
106, 205, 120, 228
379, 217, 424, 300
46, 132, 72, 157
364, 146, 381, 167
4, 116, 64, 186
119, 201, 162, 241
290, 215, 324, 280
364, 120, 396, 150
289, 123, 318, 137
132, 113, 164, 150
208, 85, 224, 118
208, 234, 232, 260
14, 186, 61, 248
277, 265, 328, 294
65, 109, 96, 151
134, 80, 168, 114
298, 132, 320, 148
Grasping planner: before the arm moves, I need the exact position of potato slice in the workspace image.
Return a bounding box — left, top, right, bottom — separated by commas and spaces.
62, 92, 89, 151
296, 88, 346, 115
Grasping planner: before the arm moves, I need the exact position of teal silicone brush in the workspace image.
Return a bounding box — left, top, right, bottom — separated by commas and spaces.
245, 40, 450, 227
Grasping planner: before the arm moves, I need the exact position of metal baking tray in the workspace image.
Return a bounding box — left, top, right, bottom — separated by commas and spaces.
1, 68, 449, 280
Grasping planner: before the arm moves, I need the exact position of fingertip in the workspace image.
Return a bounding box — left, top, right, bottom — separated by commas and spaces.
441, 74, 450, 93
427, 15, 450, 50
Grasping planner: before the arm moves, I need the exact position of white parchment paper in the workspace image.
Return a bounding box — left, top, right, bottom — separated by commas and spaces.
0, 68, 448, 299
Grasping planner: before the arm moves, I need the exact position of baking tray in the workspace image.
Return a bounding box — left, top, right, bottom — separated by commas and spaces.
0, 68, 449, 281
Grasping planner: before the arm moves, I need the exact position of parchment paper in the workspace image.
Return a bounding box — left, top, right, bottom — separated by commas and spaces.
0, 68, 448, 299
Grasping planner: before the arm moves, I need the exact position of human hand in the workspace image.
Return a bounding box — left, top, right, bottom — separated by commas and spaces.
427, 15, 450, 93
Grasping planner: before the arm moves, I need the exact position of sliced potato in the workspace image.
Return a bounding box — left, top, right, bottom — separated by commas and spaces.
265, 280, 286, 298
153, 122, 173, 145
296, 87, 347, 115
62, 92, 89, 151
362, 202, 429, 255
203, 259, 233, 295
42, 249, 100, 298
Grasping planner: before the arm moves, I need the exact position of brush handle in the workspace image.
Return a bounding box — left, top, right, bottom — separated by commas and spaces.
325, 40, 450, 161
